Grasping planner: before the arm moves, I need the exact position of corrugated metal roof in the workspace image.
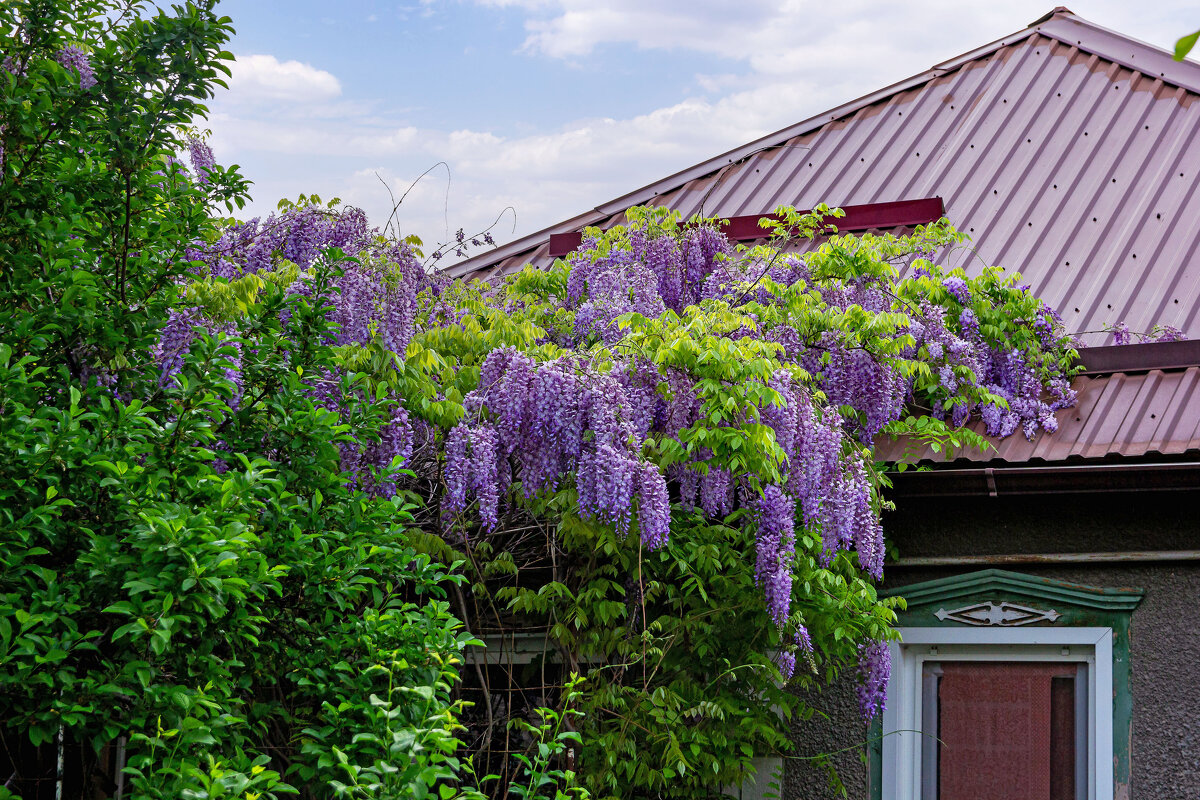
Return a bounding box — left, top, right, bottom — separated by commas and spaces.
450, 9, 1200, 349
875, 367, 1200, 464
447, 9, 1200, 469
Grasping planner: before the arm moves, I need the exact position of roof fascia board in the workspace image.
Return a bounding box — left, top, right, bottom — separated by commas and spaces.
888, 462, 1200, 495
1033, 13, 1200, 94
547, 197, 947, 257
1077, 339, 1200, 375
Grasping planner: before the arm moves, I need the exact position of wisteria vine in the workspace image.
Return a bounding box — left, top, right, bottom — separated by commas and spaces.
163, 197, 1081, 721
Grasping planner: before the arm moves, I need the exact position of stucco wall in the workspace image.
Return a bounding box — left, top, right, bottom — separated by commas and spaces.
784, 490, 1200, 800
784, 679, 869, 800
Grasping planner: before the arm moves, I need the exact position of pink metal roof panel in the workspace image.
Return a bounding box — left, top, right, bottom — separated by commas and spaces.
876, 368, 1200, 465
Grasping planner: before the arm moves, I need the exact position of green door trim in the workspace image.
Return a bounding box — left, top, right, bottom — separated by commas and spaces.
868, 569, 1143, 800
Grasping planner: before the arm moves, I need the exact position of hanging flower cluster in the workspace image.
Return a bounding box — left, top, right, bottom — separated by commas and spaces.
443, 348, 671, 545
166, 200, 424, 493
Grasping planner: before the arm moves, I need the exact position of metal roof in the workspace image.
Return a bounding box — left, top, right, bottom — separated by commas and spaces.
876, 366, 1200, 465
450, 8, 1200, 350
447, 8, 1200, 470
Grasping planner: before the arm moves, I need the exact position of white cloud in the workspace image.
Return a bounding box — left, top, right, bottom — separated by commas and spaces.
207, 1, 1200, 262
224, 54, 342, 104
491, 0, 1194, 69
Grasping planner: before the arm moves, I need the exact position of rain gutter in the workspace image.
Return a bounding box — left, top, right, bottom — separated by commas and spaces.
888, 462, 1200, 497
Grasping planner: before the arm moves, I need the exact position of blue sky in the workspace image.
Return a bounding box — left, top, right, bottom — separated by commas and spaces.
205, 0, 1197, 260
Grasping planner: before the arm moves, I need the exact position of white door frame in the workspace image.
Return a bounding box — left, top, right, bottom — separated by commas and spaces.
881, 626, 1114, 800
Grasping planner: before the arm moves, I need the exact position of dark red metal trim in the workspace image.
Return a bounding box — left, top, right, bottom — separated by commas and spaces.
1077, 339, 1200, 375
546, 197, 946, 257
548, 232, 584, 256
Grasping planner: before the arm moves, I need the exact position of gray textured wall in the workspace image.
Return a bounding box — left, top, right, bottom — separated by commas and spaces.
783, 677, 869, 800
784, 490, 1200, 800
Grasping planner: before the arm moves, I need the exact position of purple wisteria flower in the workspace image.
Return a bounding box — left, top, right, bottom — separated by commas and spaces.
773, 650, 796, 680
856, 639, 891, 720
1156, 324, 1186, 342
54, 46, 96, 89
187, 137, 216, 185
942, 275, 970, 304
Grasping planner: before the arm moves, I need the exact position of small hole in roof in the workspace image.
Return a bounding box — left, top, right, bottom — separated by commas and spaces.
970, 227, 975, 232
1112, 178, 1117, 183
1053, 184, 1058, 189
1133, 254, 1137, 259
1107, 304, 1112, 309
1057, 92, 1062, 97
1093, 217, 1098, 222
1084, 132, 1088, 136
1075, 308, 1080, 313
916, 152, 920, 157
861, 158, 865, 162
1028, 222, 1033, 227
1066, 261, 1070, 266
1151, 413, 1157, 419
1181, 173, 1185, 177
1027, 138, 1032, 143
994, 190, 998, 195
1175, 299, 1180, 304
1157, 213, 1162, 219
951, 105, 955, 109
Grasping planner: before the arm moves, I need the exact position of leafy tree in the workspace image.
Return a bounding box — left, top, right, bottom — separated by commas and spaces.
0, 3, 484, 798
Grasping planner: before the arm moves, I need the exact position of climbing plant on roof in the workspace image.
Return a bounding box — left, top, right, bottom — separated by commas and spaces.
174, 193, 1077, 796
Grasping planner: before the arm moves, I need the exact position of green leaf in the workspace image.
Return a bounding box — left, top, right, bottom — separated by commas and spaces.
1175, 30, 1200, 60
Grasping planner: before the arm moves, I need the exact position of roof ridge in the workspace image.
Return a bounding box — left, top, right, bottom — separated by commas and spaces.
1032, 10, 1200, 94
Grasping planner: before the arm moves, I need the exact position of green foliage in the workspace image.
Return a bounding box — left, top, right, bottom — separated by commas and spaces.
0, 3, 489, 798
489, 510, 890, 799
1175, 29, 1199, 60
473, 674, 589, 800
412, 205, 1074, 798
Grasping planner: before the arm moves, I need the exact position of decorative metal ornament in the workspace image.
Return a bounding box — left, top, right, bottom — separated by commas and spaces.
934, 601, 1062, 626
